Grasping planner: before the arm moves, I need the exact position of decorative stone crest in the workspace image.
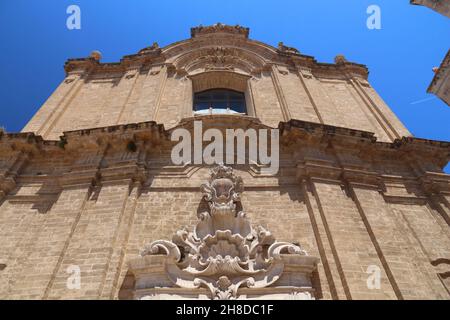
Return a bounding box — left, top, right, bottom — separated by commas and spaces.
277, 42, 300, 55
191, 23, 250, 39
138, 42, 160, 55
128, 165, 319, 300
334, 54, 348, 65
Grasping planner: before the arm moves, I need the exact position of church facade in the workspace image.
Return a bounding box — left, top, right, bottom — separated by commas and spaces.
0, 24, 449, 300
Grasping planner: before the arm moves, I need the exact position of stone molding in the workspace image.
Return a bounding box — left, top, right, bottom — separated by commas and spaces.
1, 117, 449, 195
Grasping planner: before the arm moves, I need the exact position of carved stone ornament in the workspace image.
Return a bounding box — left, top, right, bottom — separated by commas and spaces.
203, 47, 235, 71
277, 42, 300, 55
138, 42, 160, 55
128, 165, 319, 300
334, 54, 348, 65
191, 23, 250, 38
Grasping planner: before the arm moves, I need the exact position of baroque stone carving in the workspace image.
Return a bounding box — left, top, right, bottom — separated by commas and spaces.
334, 54, 348, 65
129, 164, 319, 300
204, 47, 235, 71
191, 23, 250, 38
277, 42, 300, 55
138, 42, 160, 54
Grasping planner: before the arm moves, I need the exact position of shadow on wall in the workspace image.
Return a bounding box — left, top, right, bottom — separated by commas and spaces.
118, 270, 135, 300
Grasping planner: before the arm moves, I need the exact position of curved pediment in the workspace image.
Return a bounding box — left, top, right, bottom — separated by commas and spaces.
161, 26, 278, 75
163, 24, 278, 60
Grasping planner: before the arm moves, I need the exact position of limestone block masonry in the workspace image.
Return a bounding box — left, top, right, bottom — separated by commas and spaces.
0, 24, 449, 300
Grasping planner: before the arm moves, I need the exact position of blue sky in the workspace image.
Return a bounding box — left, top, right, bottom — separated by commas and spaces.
0, 0, 449, 171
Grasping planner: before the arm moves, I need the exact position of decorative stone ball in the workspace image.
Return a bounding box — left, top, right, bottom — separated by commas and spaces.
334, 55, 347, 65
90, 50, 102, 61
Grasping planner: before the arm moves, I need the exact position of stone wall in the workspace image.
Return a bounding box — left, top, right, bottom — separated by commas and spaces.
1, 118, 449, 300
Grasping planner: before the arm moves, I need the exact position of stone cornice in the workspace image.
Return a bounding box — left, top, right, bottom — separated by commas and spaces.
419, 171, 450, 194
429, 49, 449, 87
281, 119, 450, 150
0, 131, 57, 154
1, 117, 449, 191
2, 118, 448, 162
279, 119, 377, 143
280, 119, 450, 180
64, 57, 99, 75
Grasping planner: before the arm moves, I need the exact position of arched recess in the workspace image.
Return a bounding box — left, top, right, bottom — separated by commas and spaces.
188, 71, 256, 117
165, 45, 269, 119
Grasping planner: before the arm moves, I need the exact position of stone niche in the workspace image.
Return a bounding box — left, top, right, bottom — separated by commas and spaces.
128, 164, 319, 300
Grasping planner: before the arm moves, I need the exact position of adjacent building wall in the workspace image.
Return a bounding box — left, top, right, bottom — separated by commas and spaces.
411, 0, 450, 18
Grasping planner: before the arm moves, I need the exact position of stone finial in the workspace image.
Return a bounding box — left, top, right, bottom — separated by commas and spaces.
334, 54, 347, 65
90, 50, 102, 61
432, 66, 439, 73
